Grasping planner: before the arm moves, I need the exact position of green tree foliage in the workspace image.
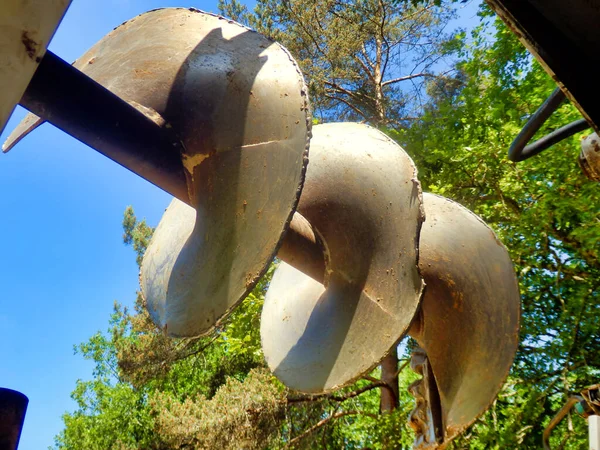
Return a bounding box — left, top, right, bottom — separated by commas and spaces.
55, 3, 600, 450
220, 0, 459, 127
399, 7, 600, 449
55, 209, 420, 449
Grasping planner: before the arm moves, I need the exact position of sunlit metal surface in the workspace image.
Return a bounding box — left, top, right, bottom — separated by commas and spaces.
261, 190, 519, 445
123, 9, 311, 337
13, 8, 312, 337
261, 122, 425, 393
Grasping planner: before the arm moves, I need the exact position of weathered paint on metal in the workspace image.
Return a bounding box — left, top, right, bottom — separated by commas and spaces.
0, 0, 71, 134
3, 7, 311, 337
262, 190, 520, 446
580, 133, 600, 182
261, 122, 425, 393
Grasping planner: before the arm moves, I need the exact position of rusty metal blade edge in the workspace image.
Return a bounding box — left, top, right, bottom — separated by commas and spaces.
2, 113, 45, 153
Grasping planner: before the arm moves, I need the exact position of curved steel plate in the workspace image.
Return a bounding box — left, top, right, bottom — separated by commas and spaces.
411, 193, 520, 444
261, 122, 425, 393
59, 8, 312, 336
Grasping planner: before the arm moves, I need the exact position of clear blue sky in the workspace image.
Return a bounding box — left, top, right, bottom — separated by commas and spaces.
0, 1, 479, 449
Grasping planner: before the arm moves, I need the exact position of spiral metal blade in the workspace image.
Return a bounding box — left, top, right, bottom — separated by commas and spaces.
261, 192, 520, 447
261, 122, 425, 393
410, 193, 520, 446
5, 8, 310, 337
133, 9, 309, 336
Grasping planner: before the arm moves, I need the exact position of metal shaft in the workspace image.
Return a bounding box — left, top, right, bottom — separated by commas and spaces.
19, 51, 327, 281
20, 51, 189, 202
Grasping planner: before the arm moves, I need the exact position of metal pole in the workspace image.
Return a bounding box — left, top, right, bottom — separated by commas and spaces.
543, 396, 584, 450
590, 416, 600, 450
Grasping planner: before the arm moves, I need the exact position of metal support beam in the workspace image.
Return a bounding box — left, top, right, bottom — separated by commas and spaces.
0, 0, 71, 134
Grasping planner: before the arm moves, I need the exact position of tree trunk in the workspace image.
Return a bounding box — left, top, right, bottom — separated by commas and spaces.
379, 345, 399, 412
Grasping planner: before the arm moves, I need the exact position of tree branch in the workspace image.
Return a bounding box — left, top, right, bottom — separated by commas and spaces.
324, 94, 368, 121
285, 410, 378, 448
381, 72, 435, 87
287, 381, 389, 404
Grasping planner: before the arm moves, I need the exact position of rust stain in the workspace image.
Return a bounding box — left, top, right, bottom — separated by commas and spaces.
133, 68, 154, 78
451, 290, 464, 312
21, 31, 41, 62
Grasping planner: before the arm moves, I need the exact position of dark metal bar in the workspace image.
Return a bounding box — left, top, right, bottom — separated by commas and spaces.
19, 51, 327, 282
518, 119, 591, 160
20, 51, 189, 202
509, 88, 565, 162
509, 86, 591, 162
0, 388, 29, 450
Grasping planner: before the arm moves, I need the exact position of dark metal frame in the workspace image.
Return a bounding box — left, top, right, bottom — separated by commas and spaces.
508, 88, 590, 162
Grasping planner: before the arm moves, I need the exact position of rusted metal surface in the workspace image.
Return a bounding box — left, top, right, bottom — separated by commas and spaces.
3, 8, 311, 337
580, 133, 600, 182
487, 0, 600, 135
408, 347, 444, 449
0, 0, 71, 134
261, 188, 519, 439
3, 9, 327, 289
261, 122, 425, 393
5, 9, 324, 335
72, 8, 313, 337
0, 388, 28, 450
409, 193, 520, 448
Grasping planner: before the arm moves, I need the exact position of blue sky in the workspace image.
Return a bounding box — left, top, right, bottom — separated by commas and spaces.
0, 1, 479, 449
